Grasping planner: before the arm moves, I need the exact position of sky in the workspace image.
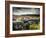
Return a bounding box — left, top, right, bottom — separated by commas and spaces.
13, 7, 40, 15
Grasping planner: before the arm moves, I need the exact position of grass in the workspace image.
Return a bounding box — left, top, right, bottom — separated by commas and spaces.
29, 22, 40, 30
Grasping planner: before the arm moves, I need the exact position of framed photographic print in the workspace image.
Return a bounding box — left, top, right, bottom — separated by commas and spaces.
5, 1, 45, 37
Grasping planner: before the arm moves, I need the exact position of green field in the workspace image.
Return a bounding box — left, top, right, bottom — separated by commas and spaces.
29, 22, 40, 30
